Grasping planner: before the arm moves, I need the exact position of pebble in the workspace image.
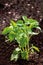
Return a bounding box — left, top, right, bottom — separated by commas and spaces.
5, 3, 9, 6
5, 3, 10, 7
40, 18, 42, 21
37, 10, 40, 13
31, 6, 34, 9
8, 11, 11, 14
3, 20, 5, 23
27, 4, 30, 6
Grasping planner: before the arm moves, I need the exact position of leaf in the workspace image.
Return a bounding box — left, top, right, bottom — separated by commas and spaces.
36, 26, 41, 31
10, 20, 17, 27
22, 16, 39, 26
31, 49, 34, 53
30, 32, 39, 35
11, 47, 21, 61
17, 20, 23, 26
21, 50, 28, 60
29, 32, 39, 35
14, 27, 20, 33
19, 34, 28, 48
27, 24, 40, 35
2, 26, 13, 35
15, 47, 21, 51
8, 31, 15, 42
32, 45, 40, 52
15, 33, 24, 44
22, 16, 30, 24
28, 19, 39, 25
11, 50, 18, 61
27, 28, 39, 35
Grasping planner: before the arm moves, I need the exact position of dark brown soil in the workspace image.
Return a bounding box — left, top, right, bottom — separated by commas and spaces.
0, 0, 43, 65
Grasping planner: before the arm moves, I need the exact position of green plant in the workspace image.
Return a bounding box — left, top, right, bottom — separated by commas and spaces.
2, 16, 41, 61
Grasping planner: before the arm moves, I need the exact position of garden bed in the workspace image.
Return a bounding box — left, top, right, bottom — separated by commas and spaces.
0, 0, 43, 65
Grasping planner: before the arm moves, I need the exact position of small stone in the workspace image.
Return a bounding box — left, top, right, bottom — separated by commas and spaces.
27, 4, 30, 6
5, 3, 10, 7
31, 6, 34, 9
37, 10, 40, 13
8, 12, 11, 14
40, 18, 42, 21
5, 3, 9, 6
3, 20, 5, 23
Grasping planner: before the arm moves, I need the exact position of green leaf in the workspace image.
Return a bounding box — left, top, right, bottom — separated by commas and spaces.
22, 16, 30, 24
31, 49, 34, 53
27, 28, 39, 35
14, 27, 20, 33
29, 32, 39, 35
8, 31, 15, 42
19, 34, 28, 48
22, 16, 39, 26
21, 50, 28, 60
28, 19, 39, 25
15, 47, 21, 51
10, 20, 17, 27
36, 26, 41, 31
15, 33, 24, 44
32, 45, 40, 52
11, 50, 18, 61
11, 47, 21, 61
2, 26, 13, 35
27, 25, 40, 35
17, 20, 23, 26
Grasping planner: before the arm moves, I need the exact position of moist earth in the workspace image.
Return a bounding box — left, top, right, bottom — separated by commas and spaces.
0, 0, 43, 65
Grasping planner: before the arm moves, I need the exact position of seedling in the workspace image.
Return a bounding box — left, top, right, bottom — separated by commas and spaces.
2, 16, 41, 61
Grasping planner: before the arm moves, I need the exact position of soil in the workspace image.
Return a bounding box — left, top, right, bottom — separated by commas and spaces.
0, 0, 43, 65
